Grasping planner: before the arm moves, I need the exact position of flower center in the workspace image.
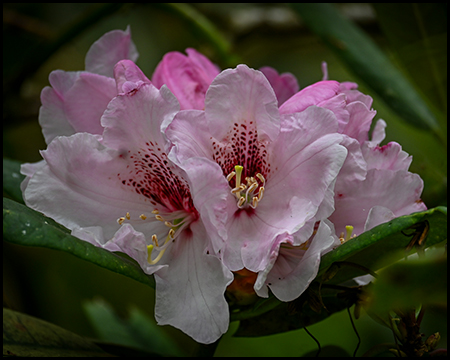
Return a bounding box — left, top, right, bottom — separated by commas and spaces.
117, 208, 194, 265
226, 165, 265, 209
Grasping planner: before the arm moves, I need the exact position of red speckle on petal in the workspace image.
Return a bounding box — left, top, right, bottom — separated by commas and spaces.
211, 119, 271, 186
117, 143, 195, 214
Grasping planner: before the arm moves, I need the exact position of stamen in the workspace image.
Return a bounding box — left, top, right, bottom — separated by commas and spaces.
231, 185, 246, 194
164, 221, 174, 228
126, 212, 131, 220
238, 196, 246, 208
152, 234, 159, 247
151, 209, 159, 214
155, 215, 164, 221
246, 181, 259, 195
228, 166, 266, 209
117, 217, 125, 225
140, 214, 147, 220
226, 171, 236, 182
256, 173, 265, 186
257, 187, 265, 201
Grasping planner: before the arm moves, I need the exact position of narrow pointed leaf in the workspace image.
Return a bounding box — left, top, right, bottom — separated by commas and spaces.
84, 299, 184, 356
290, 3, 443, 142
3, 197, 155, 288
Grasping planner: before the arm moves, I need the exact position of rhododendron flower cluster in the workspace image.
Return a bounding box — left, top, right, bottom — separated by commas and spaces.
21, 28, 426, 344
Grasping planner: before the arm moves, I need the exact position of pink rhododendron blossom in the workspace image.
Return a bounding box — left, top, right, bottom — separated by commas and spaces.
278, 69, 427, 240
39, 27, 138, 144
20, 25, 428, 343
258, 66, 299, 106
151, 48, 300, 110
330, 131, 427, 239
151, 48, 221, 110
166, 64, 348, 277
22, 81, 233, 344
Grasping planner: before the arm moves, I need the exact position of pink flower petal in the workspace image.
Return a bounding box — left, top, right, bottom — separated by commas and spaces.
154, 220, 233, 344
330, 169, 427, 237
101, 83, 179, 153
259, 66, 299, 106
113, 59, 151, 94
279, 80, 340, 115
23, 133, 157, 241
85, 26, 138, 78
152, 48, 220, 110
39, 70, 117, 143
255, 220, 337, 302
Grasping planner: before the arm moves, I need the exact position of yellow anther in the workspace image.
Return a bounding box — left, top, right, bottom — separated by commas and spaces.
151, 209, 159, 214
226, 171, 236, 182
117, 217, 125, 225
231, 185, 246, 194
252, 196, 258, 208
169, 229, 175, 238
152, 234, 159, 247
256, 173, 265, 185
155, 215, 164, 221
246, 181, 258, 194
164, 221, 174, 228
126, 212, 131, 220
257, 187, 265, 201
139, 214, 147, 220
238, 196, 246, 207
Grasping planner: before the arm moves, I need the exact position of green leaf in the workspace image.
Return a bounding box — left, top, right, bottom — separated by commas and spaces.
233, 283, 354, 337
84, 298, 184, 356
3, 158, 25, 204
367, 248, 447, 315
3, 308, 112, 357
3, 197, 155, 289
317, 206, 447, 285
372, 4, 447, 116
155, 3, 238, 67
232, 207, 447, 336
290, 4, 444, 143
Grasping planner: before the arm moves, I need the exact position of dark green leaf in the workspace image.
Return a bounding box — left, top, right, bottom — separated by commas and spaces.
3, 197, 155, 288
372, 4, 447, 115
290, 4, 444, 142
3, 158, 25, 204
84, 299, 184, 356
367, 249, 447, 315
234, 283, 354, 337
317, 206, 447, 284
3, 308, 111, 357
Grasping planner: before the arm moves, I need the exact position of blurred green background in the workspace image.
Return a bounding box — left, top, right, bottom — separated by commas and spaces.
3, 3, 447, 356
